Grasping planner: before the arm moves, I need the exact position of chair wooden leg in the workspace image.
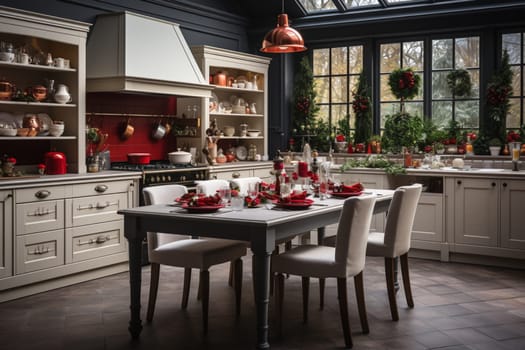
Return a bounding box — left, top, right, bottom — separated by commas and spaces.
197, 274, 202, 301
200, 270, 210, 334
275, 273, 285, 338
146, 263, 160, 323
385, 257, 399, 321
319, 278, 325, 310
400, 253, 414, 308
233, 258, 243, 316
269, 246, 279, 296
337, 277, 353, 349
181, 267, 191, 309
285, 240, 292, 251
354, 271, 369, 334
302, 276, 310, 323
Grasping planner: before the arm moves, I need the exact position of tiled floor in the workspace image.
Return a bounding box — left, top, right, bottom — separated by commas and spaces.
1, 255, 525, 349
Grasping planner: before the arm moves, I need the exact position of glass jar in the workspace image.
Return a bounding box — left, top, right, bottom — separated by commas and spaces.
240, 123, 248, 137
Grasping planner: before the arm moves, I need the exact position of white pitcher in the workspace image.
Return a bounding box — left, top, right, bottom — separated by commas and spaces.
54, 84, 72, 104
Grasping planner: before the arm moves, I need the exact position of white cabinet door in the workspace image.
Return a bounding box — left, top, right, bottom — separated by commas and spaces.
0, 190, 13, 279
412, 193, 443, 243
500, 180, 525, 250
454, 178, 498, 247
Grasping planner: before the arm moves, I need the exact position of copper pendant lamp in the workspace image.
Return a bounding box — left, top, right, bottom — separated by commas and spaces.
260, 0, 307, 53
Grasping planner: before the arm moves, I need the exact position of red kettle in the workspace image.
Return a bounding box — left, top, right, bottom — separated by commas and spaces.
45, 151, 67, 175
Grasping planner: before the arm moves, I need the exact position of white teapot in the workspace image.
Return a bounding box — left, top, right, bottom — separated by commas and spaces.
54, 84, 72, 104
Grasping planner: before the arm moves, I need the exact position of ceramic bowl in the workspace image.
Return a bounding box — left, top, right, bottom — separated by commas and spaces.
0, 128, 16, 136
223, 125, 235, 137
247, 129, 260, 137
49, 124, 65, 137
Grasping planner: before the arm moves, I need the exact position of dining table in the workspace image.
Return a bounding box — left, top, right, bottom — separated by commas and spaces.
119, 189, 394, 349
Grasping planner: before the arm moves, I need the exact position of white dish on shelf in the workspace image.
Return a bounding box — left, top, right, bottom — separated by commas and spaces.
0, 128, 17, 136
247, 130, 260, 137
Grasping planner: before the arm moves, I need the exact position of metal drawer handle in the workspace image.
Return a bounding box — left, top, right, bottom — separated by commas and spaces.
27, 208, 56, 217
95, 185, 108, 193
232, 172, 240, 178
35, 190, 51, 199
77, 235, 115, 246
77, 201, 118, 211
28, 246, 51, 255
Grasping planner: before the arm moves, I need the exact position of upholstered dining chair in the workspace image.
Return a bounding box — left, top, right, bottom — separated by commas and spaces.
195, 179, 230, 196
272, 195, 377, 349
143, 184, 247, 334
366, 183, 422, 321
229, 176, 261, 196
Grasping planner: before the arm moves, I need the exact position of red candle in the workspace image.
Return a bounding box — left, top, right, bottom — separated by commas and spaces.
298, 161, 308, 177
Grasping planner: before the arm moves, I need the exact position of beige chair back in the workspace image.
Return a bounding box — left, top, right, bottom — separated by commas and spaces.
230, 177, 261, 196
196, 179, 230, 196
334, 195, 377, 277
143, 184, 188, 249
383, 184, 423, 257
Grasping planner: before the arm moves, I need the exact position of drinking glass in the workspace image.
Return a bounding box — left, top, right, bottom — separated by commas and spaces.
247, 182, 259, 202
280, 182, 292, 201
218, 185, 231, 206
231, 195, 244, 211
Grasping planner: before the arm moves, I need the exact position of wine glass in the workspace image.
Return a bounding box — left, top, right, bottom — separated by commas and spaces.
218, 185, 231, 206
247, 182, 259, 202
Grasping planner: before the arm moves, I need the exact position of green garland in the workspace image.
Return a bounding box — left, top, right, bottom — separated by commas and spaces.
447, 69, 472, 97
388, 68, 421, 100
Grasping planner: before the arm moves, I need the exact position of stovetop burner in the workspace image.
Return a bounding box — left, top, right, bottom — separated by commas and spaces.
111, 161, 201, 171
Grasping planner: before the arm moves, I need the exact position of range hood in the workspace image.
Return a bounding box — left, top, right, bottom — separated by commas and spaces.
86, 12, 212, 98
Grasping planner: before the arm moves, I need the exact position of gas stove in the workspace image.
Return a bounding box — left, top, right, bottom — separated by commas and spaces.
111, 161, 209, 204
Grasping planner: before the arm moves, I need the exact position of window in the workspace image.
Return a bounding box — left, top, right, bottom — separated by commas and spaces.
431, 36, 480, 129
502, 32, 524, 129
297, 0, 337, 13
312, 45, 363, 133
379, 40, 424, 129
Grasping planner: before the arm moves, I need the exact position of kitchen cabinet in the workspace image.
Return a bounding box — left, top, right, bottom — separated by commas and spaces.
0, 6, 89, 173
446, 177, 525, 259
209, 162, 273, 182
191, 46, 271, 161
0, 176, 138, 302
0, 190, 13, 279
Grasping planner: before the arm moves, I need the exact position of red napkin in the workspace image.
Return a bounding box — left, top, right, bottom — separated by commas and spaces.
176, 192, 203, 203
340, 182, 364, 193
188, 194, 221, 207
290, 191, 308, 200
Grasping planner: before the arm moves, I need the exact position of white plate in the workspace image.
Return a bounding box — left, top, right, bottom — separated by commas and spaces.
235, 145, 248, 161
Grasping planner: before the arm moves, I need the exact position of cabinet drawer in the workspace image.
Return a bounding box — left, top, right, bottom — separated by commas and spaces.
16, 200, 65, 235
66, 221, 126, 263
67, 192, 128, 227
211, 170, 251, 180
16, 229, 64, 274
253, 167, 273, 181
16, 186, 66, 203
72, 181, 132, 197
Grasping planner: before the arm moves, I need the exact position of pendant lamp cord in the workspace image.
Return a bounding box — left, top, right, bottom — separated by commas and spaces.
282, 0, 285, 13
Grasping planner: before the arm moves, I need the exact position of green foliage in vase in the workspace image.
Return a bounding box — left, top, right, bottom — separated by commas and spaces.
352, 71, 372, 144
336, 114, 351, 142
472, 135, 490, 155
382, 112, 424, 153
340, 155, 406, 175
446, 120, 462, 144
484, 50, 513, 141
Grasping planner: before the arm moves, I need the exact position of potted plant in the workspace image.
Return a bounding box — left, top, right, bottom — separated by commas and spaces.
382, 112, 423, 154
488, 138, 502, 156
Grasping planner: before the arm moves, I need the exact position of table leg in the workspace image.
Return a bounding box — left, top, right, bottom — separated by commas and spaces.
317, 226, 325, 245
253, 250, 271, 349
126, 217, 143, 339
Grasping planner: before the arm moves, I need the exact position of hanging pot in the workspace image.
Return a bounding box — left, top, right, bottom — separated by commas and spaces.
120, 117, 134, 140
151, 119, 166, 140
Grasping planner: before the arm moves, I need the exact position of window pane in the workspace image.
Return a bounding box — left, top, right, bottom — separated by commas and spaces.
455, 37, 479, 68
469, 70, 480, 98
455, 100, 479, 128
502, 33, 521, 64
507, 98, 521, 128
331, 47, 348, 75
432, 101, 453, 128
343, 0, 380, 8
317, 105, 330, 124
298, 0, 337, 12
380, 103, 400, 128
349, 46, 363, 73
403, 41, 424, 70
404, 102, 424, 117
380, 74, 395, 101
432, 39, 453, 69
511, 66, 521, 96
331, 76, 348, 103
314, 77, 330, 103
380, 43, 400, 73
432, 71, 451, 99
313, 49, 330, 76
331, 105, 348, 126
414, 73, 424, 100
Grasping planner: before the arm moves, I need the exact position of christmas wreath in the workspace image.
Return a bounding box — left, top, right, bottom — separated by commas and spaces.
388, 68, 421, 100
446, 69, 472, 97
